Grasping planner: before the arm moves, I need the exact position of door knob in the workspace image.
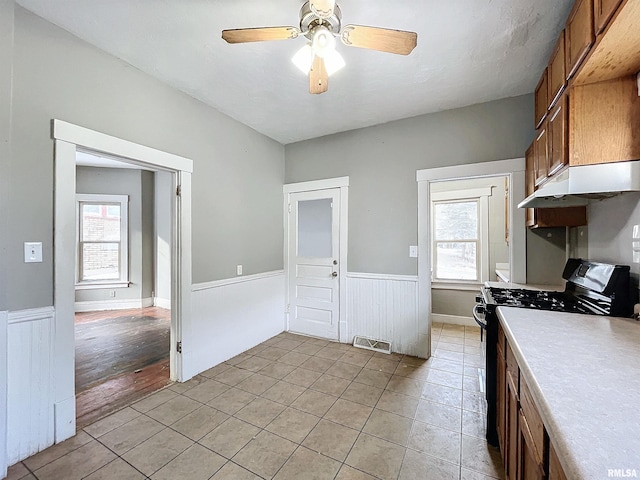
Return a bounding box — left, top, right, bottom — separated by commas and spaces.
331, 272, 338, 277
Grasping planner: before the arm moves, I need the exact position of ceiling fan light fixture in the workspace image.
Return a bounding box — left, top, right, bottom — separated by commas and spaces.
292, 44, 314, 74
324, 49, 345, 76
311, 26, 336, 58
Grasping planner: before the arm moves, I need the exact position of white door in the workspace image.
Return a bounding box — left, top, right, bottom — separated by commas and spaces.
288, 189, 340, 340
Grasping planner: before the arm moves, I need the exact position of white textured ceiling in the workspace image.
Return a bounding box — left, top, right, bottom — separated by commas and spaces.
16, 0, 574, 144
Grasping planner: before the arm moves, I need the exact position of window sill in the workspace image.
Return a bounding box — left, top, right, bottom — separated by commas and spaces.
431, 281, 483, 292
75, 282, 130, 290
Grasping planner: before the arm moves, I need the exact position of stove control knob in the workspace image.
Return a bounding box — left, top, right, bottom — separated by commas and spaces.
475, 295, 483, 303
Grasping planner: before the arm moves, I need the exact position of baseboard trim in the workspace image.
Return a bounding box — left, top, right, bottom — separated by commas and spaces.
74, 298, 153, 313
154, 297, 171, 310
432, 313, 476, 327
7, 306, 56, 325
192, 270, 284, 292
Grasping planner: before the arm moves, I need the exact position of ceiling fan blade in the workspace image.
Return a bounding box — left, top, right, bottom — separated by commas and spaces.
341, 25, 417, 55
309, 55, 328, 94
310, 0, 335, 19
222, 27, 300, 44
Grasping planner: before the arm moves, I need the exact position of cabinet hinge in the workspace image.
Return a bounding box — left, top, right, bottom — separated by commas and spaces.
176, 341, 182, 353
286, 304, 290, 314
288, 203, 292, 213
176, 185, 182, 196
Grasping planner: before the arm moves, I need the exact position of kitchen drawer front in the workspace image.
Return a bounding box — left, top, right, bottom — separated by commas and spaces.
520, 376, 545, 458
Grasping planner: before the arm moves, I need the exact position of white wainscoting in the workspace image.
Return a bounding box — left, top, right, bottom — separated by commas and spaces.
0, 310, 7, 478
188, 271, 285, 379
74, 297, 154, 312
6, 307, 56, 465
346, 273, 428, 358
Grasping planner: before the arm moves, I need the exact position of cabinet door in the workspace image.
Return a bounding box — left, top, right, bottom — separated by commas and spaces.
548, 31, 566, 107
534, 125, 548, 187
548, 94, 568, 176
566, 0, 595, 79
525, 144, 535, 228
594, 0, 623, 34
505, 372, 519, 480
517, 410, 546, 480
534, 69, 549, 128
497, 341, 507, 456
549, 442, 568, 480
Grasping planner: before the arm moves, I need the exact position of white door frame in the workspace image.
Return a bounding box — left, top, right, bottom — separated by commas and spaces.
416, 158, 527, 357
52, 119, 193, 442
284, 177, 349, 343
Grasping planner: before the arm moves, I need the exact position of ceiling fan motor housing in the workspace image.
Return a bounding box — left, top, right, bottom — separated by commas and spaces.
300, 1, 342, 40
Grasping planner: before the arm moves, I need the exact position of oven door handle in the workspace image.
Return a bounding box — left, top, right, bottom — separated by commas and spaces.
473, 304, 487, 330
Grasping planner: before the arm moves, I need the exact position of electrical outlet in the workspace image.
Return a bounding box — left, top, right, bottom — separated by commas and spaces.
409, 246, 418, 258
24, 242, 43, 263
237, 265, 243, 276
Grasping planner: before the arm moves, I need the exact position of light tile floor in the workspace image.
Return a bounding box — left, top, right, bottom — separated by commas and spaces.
7, 323, 504, 480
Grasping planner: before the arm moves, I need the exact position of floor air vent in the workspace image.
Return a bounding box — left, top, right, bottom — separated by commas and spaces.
352, 336, 392, 354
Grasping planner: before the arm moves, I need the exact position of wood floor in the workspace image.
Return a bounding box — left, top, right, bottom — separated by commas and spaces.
75, 307, 171, 428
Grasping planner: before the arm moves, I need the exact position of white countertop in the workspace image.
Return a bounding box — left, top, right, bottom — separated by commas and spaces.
497, 307, 640, 480
485, 281, 565, 292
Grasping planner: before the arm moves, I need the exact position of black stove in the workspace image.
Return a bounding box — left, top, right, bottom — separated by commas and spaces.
474, 258, 633, 446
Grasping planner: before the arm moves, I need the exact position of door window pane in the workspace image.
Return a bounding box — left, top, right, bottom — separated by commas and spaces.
298, 198, 333, 258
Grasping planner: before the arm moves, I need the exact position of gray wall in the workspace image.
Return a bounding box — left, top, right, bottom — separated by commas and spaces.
155, 171, 172, 304
0, 0, 13, 311
526, 228, 567, 286
586, 192, 640, 285
75, 166, 154, 303
6, 6, 284, 311
285, 95, 535, 275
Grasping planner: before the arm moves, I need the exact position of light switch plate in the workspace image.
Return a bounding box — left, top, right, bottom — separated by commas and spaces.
24, 242, 43, 263
409, 246, 418, 258
633, 225, 640, 239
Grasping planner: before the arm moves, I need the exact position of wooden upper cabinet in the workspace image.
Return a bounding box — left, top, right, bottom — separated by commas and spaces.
534, 125, 548, 187
594, 0, 623, 34
525, 144, 535, 228
548, 94, 569, 176
548, 31, 566, 107
569, 75, 640, 166
534, 69, 549, 128
566, 0, 595, 80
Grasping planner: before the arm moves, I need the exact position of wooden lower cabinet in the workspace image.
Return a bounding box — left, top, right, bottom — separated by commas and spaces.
497, 329, 569, 480
549, 443, 569, 480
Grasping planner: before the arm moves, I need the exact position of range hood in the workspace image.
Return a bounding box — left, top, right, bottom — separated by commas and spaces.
518, 161, 640, 209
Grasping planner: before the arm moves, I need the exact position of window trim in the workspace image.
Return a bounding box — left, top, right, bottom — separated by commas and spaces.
430, 187, 492, 285
75, 193, 129, 288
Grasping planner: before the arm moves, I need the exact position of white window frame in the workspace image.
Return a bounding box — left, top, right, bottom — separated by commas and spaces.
75, 193, 129, 289
430, 187, 491, 286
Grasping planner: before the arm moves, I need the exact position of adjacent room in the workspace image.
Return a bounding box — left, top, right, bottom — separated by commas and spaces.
1, 0, 639, 479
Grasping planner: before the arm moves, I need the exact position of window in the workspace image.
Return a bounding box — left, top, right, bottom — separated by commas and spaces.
431, 187, 492, 284
433, 200, 479, 281
76, 194, 129, 287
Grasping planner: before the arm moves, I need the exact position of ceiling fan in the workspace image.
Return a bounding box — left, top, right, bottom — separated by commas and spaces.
222, 0, 418, 94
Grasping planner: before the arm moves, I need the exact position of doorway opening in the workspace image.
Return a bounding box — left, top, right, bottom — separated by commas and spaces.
53, 119, 193, 442
73, 153, 174, 427
416, 158, 527, 358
